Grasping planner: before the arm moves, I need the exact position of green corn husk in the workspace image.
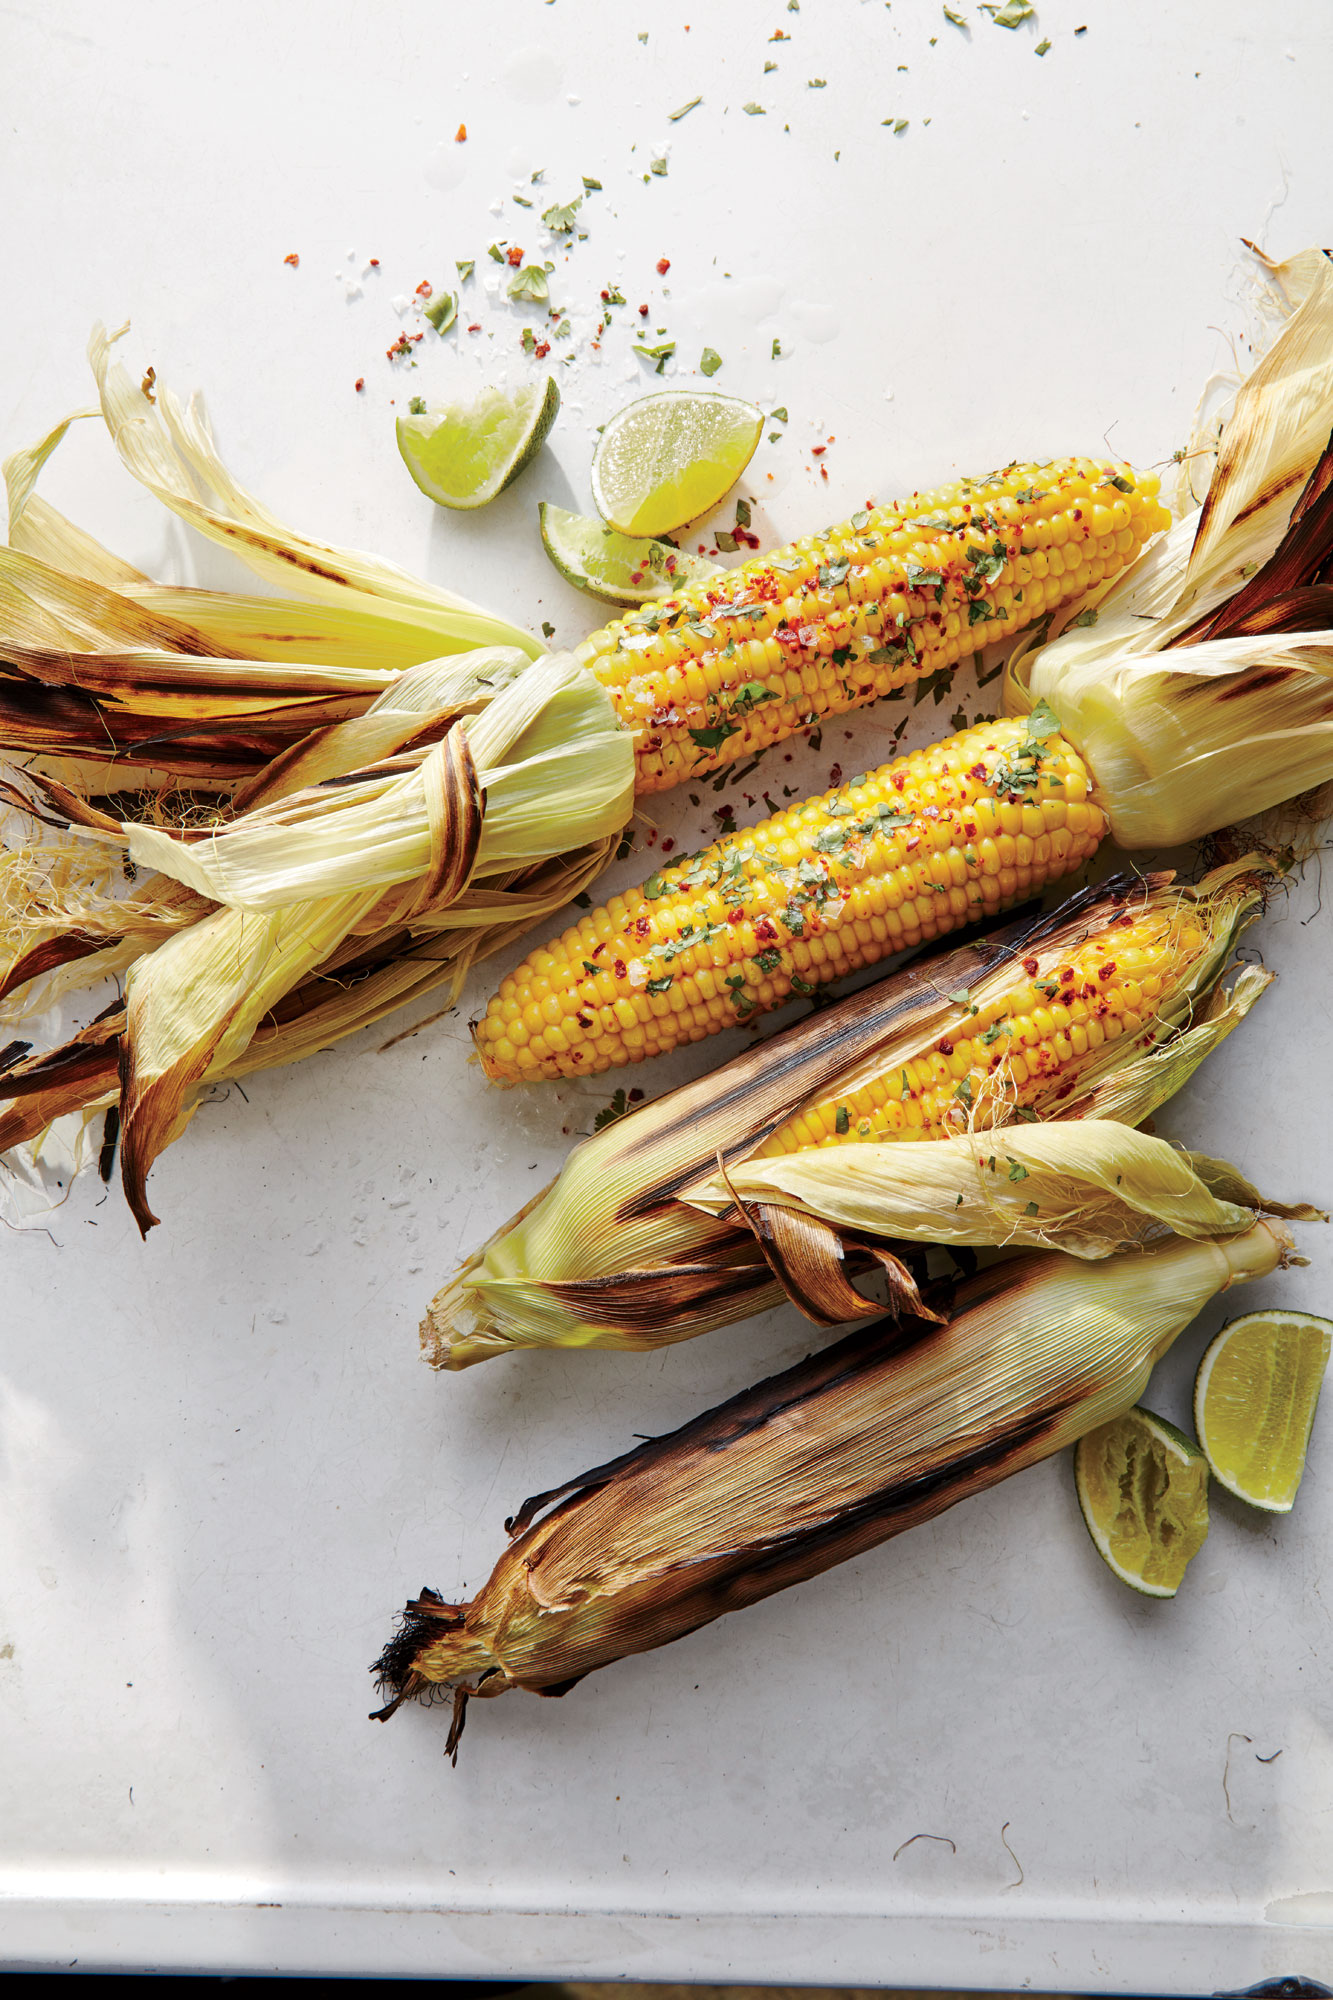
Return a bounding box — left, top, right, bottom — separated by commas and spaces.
1005, 250, 1333, 848
378, 1220, 1302, 1757
423, 861, 1287, 1368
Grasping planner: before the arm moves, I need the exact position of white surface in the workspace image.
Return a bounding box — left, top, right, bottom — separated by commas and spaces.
3, 0, 1333, 1987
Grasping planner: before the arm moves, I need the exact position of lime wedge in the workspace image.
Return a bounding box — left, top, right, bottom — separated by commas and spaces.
396, 378, 560, 510
539, 502, 722, 606
1193, 1308, 1331, 1512
591, 389, 764, 537
1074, 1405, 1209, 1597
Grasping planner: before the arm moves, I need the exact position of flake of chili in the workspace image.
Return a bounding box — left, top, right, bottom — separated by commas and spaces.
754, 917, 779, 943
614, 958, 628, 979
820, 467, 828, 480
283, 252, 300, 267
656, 257, 671, 274
638, 303, 650, 316
1022, 958, 1039, 976
535, 341, 550, 358
811, 445, 826, 456
354, 377, 365, 392
369, 257, 380, 267
1097, 962, 1116, 980
467, 323, 482, 332
455, 123, 467, 142
506, 246, 525, 267
415, 279, 433, 297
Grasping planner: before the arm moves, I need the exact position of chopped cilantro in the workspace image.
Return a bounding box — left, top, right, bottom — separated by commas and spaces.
770, 405, 788, 422
486, 243, 506, 262
835, 1105, 850, 1135
735, 497, 752, 527
765, 60, 778, 72
953, 1075, 974, 1104
593, 1088, 630, 1131
1035, 37, 1051, 54
542, 195, 583, 232
983, 0, 1035, 23
715, 529, 738, 553
407, 396, 427, 415
651, 157, 668, 176
755, 948, 784, 974
943, 5, 968, 23
1025, 1200, 1040, 1217
604, 285, 627, 305
634, 339, 676, 372
729, 681, 780, 712
424, 291, 457, 333
582, 176, 603, 191
809, 77, 827, 87
689, 722, 740, 751
743, 102, 767, 115
455, 259, 475, 281
1027, 698, 1063, 741
508, 266, 549, 302
1007, 1160, 1029, 1182
669, 96, 703, 120
646, 975, 674, 994
512, 195, 533, 208
700, 346, 723, 376
1070, 606, 1099, 629
541, 620, 556, 638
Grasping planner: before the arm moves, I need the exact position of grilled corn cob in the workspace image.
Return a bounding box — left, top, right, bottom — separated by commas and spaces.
580, 459, 1169, 791
430, 864, 1280, 1368
474, 709, 1105, 1081
381, 1220, 1301, 1755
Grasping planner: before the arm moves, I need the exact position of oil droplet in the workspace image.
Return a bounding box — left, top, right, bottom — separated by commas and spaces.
425, 142, 467, 192
503, 46, 562, 103
789, 300, 840, 344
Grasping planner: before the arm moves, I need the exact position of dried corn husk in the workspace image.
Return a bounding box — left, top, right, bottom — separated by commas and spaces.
423, 863, 1278, 1367
379, 1221, 1301, 1755
1006, 249, 1333, 847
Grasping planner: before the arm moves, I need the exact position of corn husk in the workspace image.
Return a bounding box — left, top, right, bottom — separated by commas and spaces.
423, 862, 1278, 1368
0, 639, 632, 1227
2, 335, 543, 788
379, 1221, 1299, 1754
1006, 249, 1333, 848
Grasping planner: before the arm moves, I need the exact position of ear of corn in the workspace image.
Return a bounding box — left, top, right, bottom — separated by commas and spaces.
379, 1221, 1298, 1753
579, 459, 1168, 792
427, 863, 1276, 1367
473, 711, 1106, 1082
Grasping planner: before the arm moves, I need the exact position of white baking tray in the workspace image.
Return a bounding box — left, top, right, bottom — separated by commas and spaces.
4, 0, 1333, 1987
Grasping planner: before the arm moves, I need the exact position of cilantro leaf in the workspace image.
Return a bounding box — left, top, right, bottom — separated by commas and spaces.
699, 346, 723, 376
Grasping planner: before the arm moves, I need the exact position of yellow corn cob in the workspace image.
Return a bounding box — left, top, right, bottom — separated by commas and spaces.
579, 459, 1169, 791
760, 895, 1205, 1155
474, 713, 1106, 1082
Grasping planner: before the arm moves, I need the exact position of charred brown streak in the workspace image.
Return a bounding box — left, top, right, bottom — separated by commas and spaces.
1183, 431, 1333, 644
502, 1310, 946, 1540
539, 1256, 772, 1332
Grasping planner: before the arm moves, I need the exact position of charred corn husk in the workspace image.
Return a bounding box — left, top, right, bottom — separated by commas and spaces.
381, 1221, 1301, 1755
474, 710, 1104, 1082
427, 863, 1288, 1368
578, 459, 1167, 792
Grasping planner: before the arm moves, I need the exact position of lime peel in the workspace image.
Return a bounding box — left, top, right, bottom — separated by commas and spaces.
1193, 1308, 1332, 1512
1074, 1405, 1210, 1598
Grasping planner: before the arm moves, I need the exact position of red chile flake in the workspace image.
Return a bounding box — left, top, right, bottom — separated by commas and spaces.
506, 245, 525, 267
937, 1039, 954, 1057
369, 257, 380, 266
283, 252, 300, 267
1022, 958, 1039, 976
811, 445, 826, 456
455, 123, 467, 142
415, 280, 433, 297
656, 257, 671, 274
354, 377, 365, 392
1097, 962, 1116, 980
614, 959, 628, 978
535, 341, 550, 358
467, 323, 482, 332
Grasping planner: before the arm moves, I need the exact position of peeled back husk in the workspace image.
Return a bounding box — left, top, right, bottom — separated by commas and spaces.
379, 1221, 1299, 1756
1005, 249, 1333, 848
423, 861, 1278, 1367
